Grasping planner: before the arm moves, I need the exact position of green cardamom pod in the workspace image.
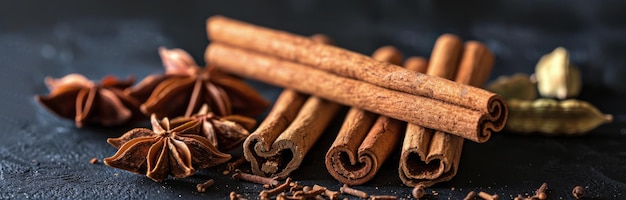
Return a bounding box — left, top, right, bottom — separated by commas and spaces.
534, 47, 582, 99
506, 98, 612, 135
486, 73, 537, 100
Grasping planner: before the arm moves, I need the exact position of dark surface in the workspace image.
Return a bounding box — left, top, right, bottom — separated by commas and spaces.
1, 1, 626, 199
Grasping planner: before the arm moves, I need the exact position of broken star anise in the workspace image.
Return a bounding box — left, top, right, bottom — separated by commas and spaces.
35, 74, 141, 127
170, 104, 257, 151
104, 114, 231, 182
125, 47, 269, 118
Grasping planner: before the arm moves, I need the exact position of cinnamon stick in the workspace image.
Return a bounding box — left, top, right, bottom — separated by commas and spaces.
207, 42, 501, 142
242, 35, 341, 179
325, 46, 405, 185
248, 96, 340, 178
456, 41, 495, 87
206, 16, 506, 143
399, 35, 461, 186
325, 46, 406, 185
399, 36, 496, 187
403, 57, 429, 74
206, 16, 506, 117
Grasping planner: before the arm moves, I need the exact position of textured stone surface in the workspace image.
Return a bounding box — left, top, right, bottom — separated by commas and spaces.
1, 1, 625, 199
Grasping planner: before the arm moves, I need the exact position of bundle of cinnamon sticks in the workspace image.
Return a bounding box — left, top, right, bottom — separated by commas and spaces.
239, 35, 342, 179
398, 35, 497, 187
204, 16, 507, 185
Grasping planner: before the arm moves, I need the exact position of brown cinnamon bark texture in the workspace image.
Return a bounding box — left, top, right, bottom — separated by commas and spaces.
207, 16, 505, 117
399, 35, 462, 187
241, 35, 341, 178
325, 46, 406, 185
242, 90, 306, 173
399, 36, 496, 187
208, 43, 497, 143
456, 41, 496, 87
206, 16, 506, 143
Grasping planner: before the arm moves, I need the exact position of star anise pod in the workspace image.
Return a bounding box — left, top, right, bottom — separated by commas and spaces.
35, 74, 141, 127
125, 47, 269, 118
104, 114, 231, 182
170, 104, 256, 151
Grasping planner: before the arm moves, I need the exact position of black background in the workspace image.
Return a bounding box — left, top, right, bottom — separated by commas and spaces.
1, 1, 625, 199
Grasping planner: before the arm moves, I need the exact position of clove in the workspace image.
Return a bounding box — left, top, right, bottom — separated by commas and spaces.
477, 191, 499, 200
514, 183, 548, 200
340, 184, 368, 199
289, 182, 304, 194
225, 157, 248, 174
232, 169, 279, 187
412, 184, 425, 199
276, 192, 299, 200
230, 191, 248, 200
534, 182, 547, 200
293, 185, 325, 199
572, 186, 584, 199
196, 179, 215, 193
369, 195, 398, 200
464, 191, 476, 200
259, 178, 292, 199
513, 194, 530, 200
313, 184, 340, 200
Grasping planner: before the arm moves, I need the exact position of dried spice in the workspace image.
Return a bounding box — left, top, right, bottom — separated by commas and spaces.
224, 157, 248, 174
534, 47, 581, 99
313, 184, 339, 200
369, 195, 398, 200
400, 38, 497, 187
339, 184, 369, 199
242, 35, 341, 179
230, 191, 248, 200
259, 178, 292, 199
103, 114, 231, 182
126, 47, 269, 118
169, 104, 255, 151
506, 98, 612, 134
478, 191, 499, 200
412, 184, 425, 199
244, 94, 341, 178
325, 46, 406, 185
231, 169, 279, 186
487, 73, 537, 100
196, 179, 215, 193
572, 186, 584, 199
207, 16, 507, 143
464, 191, 476, 200
535, 182, 548, 200
292, 186, 326, 199
35, 74, 141, 127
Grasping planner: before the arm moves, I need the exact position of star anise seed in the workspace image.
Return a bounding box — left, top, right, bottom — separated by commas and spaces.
35, 74, 141, 127
104, 114, 231, 182
125, 47, 269, 118
170, 104, 256, 151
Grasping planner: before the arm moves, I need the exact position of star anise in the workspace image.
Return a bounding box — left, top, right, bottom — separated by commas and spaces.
104, 114, 231, 182
125, 47, 269, 118
35, 74, 141, 127
170, 104, 256, 151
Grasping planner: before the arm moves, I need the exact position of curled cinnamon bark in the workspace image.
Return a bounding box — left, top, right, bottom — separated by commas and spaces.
207, 16, 506, 128
245, 96, 340, 179
206, 16, 506, 143
207, 43, 495, 142
399, 36, 496, 187
241, 35, 341, 179
325, 46, 406, 185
